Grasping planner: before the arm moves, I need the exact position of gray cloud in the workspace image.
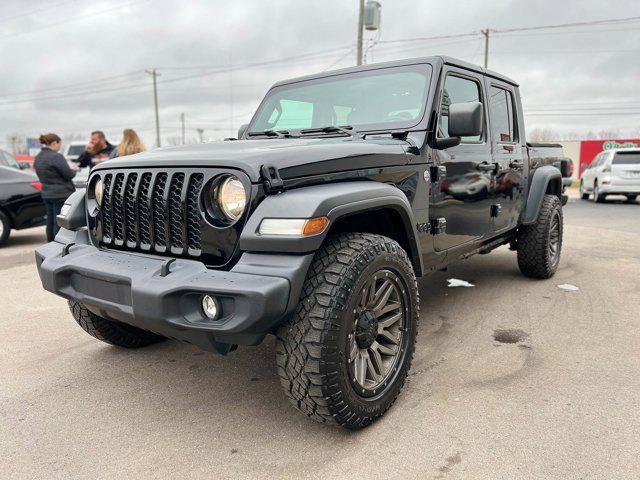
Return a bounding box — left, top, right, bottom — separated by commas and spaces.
1, 0, 638, 148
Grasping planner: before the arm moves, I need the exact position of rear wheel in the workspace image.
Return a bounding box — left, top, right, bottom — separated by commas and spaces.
276, 233, 419, 429
626, 195, 637, 202
0, 210, 11, 246
579, 181, 589, 200
517, 194, 563, 279
69, 301, 164, 348
593, 181, 605, 203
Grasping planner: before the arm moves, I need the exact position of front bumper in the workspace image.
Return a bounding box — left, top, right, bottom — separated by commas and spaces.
36, 229, 313, 353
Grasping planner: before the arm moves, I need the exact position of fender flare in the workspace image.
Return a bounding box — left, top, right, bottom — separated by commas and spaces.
521, 166, 562, 225
240, 181, 424, 275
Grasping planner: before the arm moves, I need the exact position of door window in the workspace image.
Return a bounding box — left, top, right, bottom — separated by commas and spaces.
438, 75, 483, 142
489, 86, 516, 143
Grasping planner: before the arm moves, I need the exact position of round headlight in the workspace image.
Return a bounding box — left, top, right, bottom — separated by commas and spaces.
217, 176, 246, 221
94, 178, 103, 207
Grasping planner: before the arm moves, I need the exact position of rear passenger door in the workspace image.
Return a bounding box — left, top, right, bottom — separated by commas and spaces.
487, 82, 525, 233
431, 69, 494, 252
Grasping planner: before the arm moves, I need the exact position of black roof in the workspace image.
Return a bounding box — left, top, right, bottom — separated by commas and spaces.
271, 55, 518, 88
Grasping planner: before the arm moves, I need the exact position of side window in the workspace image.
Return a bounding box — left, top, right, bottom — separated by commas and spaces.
590, 154, 601, 168
438, 74, 483, 142
489, 86, 516, 143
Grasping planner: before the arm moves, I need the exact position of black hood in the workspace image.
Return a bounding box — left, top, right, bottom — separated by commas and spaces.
97, 137, 411, 182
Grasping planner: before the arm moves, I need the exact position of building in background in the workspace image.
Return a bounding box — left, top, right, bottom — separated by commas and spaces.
559, 139, 640, 179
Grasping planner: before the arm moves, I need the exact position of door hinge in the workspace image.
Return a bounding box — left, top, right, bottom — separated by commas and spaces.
260, 164, 284, 195
491, 204, 502, 217
430, 217, 447, 235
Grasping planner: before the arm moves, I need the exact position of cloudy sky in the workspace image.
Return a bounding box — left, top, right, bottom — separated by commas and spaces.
1, 0, 639, 149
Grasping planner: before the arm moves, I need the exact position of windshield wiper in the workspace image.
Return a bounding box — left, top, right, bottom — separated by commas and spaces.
247, 129, 289, 138
301, 125, 360, 139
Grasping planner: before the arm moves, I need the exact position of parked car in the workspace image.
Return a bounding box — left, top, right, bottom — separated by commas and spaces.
0, 150, 46, 246
63, 142, 87, 162
63, 142, 90, 188
37, 56, 566, 429
579, 148, 640, 202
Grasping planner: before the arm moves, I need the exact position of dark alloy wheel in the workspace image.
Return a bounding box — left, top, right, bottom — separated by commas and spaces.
276, 233, 419, 429
348, 270, 408, 397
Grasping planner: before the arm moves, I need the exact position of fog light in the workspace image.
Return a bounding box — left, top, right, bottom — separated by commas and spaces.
201, 295, 220, 319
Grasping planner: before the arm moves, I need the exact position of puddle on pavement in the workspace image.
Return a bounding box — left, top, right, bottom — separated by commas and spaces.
493, 328, 529, 344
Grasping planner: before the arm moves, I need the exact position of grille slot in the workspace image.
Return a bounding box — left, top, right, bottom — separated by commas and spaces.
111, 173, 125, 245
96, 170, 205, 257
186, 173, 204, 254
168, 173, 186, 253
152, 173, 168, 250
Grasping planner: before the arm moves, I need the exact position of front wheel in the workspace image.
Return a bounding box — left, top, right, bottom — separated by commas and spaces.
626, 195, 637, 202
579, 181, 589, 200
69, 301, 164, 348
516, 194, 563, 279
0, 210, 11, 246
276, 233, 419, 429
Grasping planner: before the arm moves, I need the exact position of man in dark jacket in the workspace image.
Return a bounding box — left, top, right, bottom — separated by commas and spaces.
77, 130, 115, 168
34, 133, 77, 241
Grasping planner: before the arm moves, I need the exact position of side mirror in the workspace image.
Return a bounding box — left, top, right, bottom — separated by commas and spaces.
448, 101, 483, 138
19, 162, 31, 170
581, 163, 589, 170
237, 124, 248, 139
434, 137, 461, 150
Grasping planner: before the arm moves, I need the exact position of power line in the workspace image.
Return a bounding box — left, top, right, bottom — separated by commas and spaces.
0, 0, 78, 25
0, 0, 151, 40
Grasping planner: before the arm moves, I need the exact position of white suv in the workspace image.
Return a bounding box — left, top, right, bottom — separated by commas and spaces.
579, 148, 640, 203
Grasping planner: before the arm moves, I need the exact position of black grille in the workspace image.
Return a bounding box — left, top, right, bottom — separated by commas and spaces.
98, 170, 205, 257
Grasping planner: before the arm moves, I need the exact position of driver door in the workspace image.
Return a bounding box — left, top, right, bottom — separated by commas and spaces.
431, 69, 495, 252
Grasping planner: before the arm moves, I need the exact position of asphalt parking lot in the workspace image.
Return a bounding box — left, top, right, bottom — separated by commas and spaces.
1, 192, 638, 480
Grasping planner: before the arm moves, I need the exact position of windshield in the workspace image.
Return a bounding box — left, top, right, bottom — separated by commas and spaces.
3, 152, 20, 169
249, 64, 432, 134
613, 152, 640, 165
67, 145, 85, 157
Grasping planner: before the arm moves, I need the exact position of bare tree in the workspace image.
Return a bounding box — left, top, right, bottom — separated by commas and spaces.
6, 133, 26, 154
528, 127, 560, 142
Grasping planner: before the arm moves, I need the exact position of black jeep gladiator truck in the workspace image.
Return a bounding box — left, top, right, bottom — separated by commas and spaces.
37, 56, 564, 429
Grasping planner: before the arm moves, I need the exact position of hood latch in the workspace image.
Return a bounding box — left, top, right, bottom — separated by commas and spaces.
260, 164, 284, 195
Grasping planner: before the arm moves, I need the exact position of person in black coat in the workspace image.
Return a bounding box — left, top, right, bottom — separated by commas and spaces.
34, 133, 77, 241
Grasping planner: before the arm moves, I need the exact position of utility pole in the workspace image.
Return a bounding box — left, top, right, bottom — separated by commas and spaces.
196, 128, 204, 143
356, 0, 365, 65
146, 68, 161, 147
481, 29, 490, 69
180, 113, 185, 144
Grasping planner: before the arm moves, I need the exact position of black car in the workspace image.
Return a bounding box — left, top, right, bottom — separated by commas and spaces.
0, 150, 47, 246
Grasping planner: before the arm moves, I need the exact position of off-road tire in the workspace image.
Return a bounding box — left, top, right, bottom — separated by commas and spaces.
276, 233, 419, 429
517, 194, 563, 279
0, 210, 11, 246
579, 181, 589, 200
69, 301, 164, 348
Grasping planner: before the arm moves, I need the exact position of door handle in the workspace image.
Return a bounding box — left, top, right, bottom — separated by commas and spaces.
509, 160, 524, 169
477, 162, 497, 172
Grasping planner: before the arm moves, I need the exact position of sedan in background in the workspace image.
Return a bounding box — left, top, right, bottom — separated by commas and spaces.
580, 148, 640, 203
0, 151, 46, 246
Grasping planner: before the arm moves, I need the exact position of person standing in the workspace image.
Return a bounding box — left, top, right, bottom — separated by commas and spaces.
34, 133, 77, 242
77, 130, 115, 168
109, 128, 146, 159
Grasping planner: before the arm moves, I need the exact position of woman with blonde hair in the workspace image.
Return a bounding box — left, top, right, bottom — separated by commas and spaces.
110, 128, 146, 159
